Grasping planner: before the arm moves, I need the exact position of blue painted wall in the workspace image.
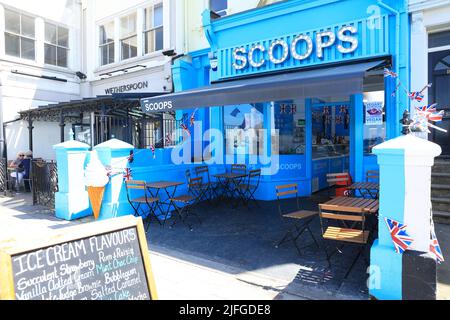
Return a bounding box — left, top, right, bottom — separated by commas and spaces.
169, 0, 409, 199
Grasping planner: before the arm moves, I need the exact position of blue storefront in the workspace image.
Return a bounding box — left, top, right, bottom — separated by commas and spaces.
141, 0, 410, 200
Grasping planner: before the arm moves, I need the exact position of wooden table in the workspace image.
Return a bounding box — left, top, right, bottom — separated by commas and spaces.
347, 182, 379, 199
319, 196, 379, 214
146, 181, 184, 224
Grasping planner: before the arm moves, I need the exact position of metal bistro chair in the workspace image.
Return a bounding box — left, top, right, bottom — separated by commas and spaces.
194, 165, 220, 203
318, 208, 370, 279
169, 177, 205, 231
235, 169, 261, 209
230, 164, 247, 198
359, 170, 380, 199
326, 172, 352, 198
275, 183, 319, 255
125, 180, 160, 231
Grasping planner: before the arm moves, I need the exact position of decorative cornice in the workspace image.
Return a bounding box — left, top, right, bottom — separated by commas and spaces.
409, 0, 450, 13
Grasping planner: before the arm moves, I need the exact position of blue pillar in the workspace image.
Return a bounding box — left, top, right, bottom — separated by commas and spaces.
370, 134, 441, 300
94, 139, 135, 220
53, 140, 91, 220
350, 94, 364, 182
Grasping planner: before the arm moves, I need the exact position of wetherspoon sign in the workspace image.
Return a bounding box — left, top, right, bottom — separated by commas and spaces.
0, 216, 157, 300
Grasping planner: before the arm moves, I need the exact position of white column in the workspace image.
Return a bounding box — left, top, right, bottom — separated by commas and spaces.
35, 17, 45, 65
0, 4, 5, 59
163, 0, 171, 50
410, 12, 429, 107
114, 16, 121, 63
175, 0, 185, 54
136, 7, 144, 56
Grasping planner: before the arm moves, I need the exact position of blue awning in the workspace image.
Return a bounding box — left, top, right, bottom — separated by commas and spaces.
140, 59, 386, 113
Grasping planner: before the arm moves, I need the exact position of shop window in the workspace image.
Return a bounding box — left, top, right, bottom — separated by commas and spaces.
273, 101, 306, 155
210, 0, 228, 17
363, 91, 386, 155
45, 22, 69, 67
144, 4, 163, 54
99, 21, 115, 65
224, 104, 264, 155
120, 13, 137, 60
4, 9, 35, 61
312, 102, 350, 159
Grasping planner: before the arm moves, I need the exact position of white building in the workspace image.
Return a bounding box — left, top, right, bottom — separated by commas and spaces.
0, 0, 82, 160
409, 0, 450, 155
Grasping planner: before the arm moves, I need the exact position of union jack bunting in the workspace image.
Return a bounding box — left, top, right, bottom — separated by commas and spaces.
123, 168, 132, 181
323, 106, 330, 114
339, 105, 347, 114
127, 151, 134, 163
409, 91, 424, 102
416, 103, 437, 114
280, 104, 286, 114
384, 68, 398, 78
428, 110, 444, 122
180, 123, 190, 135
430, 223, 445, 264
385, 217, 414, 254
190, 108, 198, 127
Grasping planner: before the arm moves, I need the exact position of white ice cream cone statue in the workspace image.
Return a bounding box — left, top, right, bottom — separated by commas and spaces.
84, 150, 109, 220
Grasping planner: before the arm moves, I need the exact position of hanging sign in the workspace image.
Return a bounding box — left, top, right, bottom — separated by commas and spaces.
365, 101, 383, 125
0, 216, 157, 300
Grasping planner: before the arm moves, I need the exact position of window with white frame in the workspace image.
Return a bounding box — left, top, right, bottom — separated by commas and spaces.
120, 13, 137, 60
44, 22, 69, 67
210, 0, 228, 17
99, 21, 115, 66
144, 3, 163, 54
4, 9, 36, 60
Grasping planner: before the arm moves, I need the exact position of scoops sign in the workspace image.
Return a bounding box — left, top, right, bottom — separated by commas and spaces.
141, 99, 173, 112
231, 26, 358, 70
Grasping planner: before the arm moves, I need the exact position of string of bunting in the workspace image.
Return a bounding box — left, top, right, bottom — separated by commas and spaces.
384, 68, 447, 134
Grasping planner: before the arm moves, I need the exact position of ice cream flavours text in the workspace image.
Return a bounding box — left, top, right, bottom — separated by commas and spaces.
13, 229, 137, 276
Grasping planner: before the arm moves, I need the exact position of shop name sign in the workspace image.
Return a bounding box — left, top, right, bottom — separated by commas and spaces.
232, 26, 358, 71
104, 81, 149, 95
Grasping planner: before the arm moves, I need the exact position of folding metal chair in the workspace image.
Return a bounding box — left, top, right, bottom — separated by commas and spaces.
275, 183, 319, 255
318, 208, 370, 279
125, 180, 160, 231
235, 169, 261, 209
194, 165, 220, 202
169, 177, 205, 231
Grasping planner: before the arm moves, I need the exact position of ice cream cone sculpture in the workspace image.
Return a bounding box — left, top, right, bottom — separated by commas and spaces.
84, 150, 109, 220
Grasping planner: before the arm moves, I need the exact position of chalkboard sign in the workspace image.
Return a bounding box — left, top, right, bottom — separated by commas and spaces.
0, 216, 157, 300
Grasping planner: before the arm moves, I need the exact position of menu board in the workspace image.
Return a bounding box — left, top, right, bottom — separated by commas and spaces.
0, 216, 157, 300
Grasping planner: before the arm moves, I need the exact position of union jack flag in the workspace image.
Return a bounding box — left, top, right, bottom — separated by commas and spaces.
123, 168, 132, 181
339, 105, 347, 114
409, 91, 424, 102
428, 110, 444, 122
416, 103, 437, 113
385, 217, 414, 254
323, 106, 330, 115
280, 104, 286, 114
430, 223, 444, 264
290, 104, 297, 114
384, 68, 398, 78
165, 133, 172, 145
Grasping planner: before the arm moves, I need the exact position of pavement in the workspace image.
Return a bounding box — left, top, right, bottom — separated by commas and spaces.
0, 192, 449, 300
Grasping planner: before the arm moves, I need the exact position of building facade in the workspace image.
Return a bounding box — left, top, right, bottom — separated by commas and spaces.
142, 0, 410, 199
0, 0, 82, 160
410, 0, 450, 155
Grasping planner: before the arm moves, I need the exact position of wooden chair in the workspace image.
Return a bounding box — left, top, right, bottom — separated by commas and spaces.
125, 180, 160, 231
326, 172, 352, 198
275, 183, 319, 255
235, 169, 261, 209
318, 208, 370, 279
169, 177, 205, 231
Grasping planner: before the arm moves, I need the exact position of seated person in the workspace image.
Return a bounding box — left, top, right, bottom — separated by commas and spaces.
9, 152, 26, 189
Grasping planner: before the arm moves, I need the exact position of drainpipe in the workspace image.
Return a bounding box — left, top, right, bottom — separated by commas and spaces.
377, 0, 402, 138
